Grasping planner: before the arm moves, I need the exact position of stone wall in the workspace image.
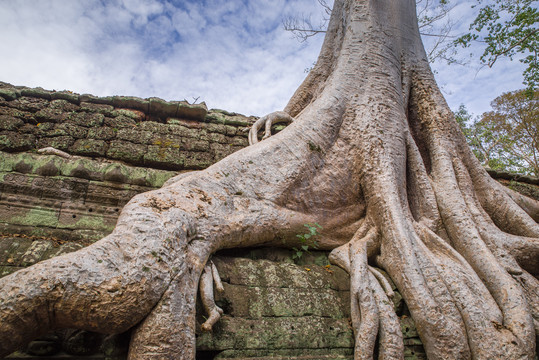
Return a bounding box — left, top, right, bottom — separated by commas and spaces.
0, 81, 253, 171
1, 82, 537, 360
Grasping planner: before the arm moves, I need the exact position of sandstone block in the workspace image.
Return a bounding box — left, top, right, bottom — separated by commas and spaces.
112, 96, 150, 113
104, 115, 137, 129
68, 112, 105, 127
7, 96, 49, 113
0, 132, 36, 152
106, 140, 146, 165
70, 139, 108, 157
36, 136, 74, 151
0, 115, 23, 131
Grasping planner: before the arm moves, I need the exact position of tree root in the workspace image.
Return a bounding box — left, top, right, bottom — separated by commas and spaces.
248, 111, 294, 145
329, 227, 404, 360
37, 146, 72, 159
199, 261, 224, 332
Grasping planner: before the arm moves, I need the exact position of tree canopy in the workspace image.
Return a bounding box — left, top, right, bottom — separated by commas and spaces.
457, 89, 539, 176
455, 0, 538, 91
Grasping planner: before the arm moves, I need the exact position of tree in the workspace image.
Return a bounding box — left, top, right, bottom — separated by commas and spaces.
480, 89, 539, 175
1, 0, 539, 359
455, 0, 539, 91
283, 0, 459, 64
455, 104, 516, 172
456, 91, 539, 176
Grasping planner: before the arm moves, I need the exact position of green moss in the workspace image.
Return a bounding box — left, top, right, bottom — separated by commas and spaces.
10, 208, 59, 228
73, 214, 113, 232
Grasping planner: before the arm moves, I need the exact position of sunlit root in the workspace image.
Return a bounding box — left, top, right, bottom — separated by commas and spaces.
368, 271, 404, 360
248, 111, 294, 145
349, 229, 379, 358
199, 261, 224, 332
211, 261, 225, 293
329, 228, 403, 360
501, 184, 539, 222
368, 266, 394, 298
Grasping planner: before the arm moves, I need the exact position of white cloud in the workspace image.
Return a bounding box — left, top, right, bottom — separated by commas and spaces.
0, 0, 528, 117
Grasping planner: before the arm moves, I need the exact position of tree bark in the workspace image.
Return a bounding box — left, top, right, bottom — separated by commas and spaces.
1, 0, 538, 359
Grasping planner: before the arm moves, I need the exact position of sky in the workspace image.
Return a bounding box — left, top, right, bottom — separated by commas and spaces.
0, 0, 529, 118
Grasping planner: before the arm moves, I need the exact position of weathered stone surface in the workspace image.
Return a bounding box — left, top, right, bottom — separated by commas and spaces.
49, 99, 80, 112
50, 91, 80, 104
116, 128, 152, 144
20, 88, 52, 101
6, 97, 49, 113
68, 112, 105, 127
35, 107, 69, 123
0, 88, 21, 101
196, 316, 354, 351
177, 101, 208, 120
148, 97, 179, 119
213, 257, 349, 291
213, 349, 353, 359
87, 127, 116, 141
0, 151, 176, 246
36, 136, 75, 151
112, 96, 149, 113
0, 84, 251, 170
103, 115, 137, 129
70, 139, 108, 157
80, 102, 115, 115
55, 123, 89, 138
0, 132, 35, 152
106, 140, 146, 164
144, 144, 183, 170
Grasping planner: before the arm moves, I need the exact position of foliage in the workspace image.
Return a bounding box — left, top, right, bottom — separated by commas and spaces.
454, 0, 538, 91
456, 90, 539, 175
481, 89, 539, 175
292, 223, 322, 262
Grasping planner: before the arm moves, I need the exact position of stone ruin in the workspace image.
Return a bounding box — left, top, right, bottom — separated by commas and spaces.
1, 82, 538, 360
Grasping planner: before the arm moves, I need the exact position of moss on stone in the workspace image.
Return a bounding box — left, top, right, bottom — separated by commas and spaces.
10, 208, 59, 228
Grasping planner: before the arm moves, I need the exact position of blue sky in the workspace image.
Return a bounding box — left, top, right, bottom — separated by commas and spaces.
0, 0, 528, 117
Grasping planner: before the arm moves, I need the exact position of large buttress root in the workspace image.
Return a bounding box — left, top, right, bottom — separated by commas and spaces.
401, 67, 538, 358
0, 191, 189, 357
128, 241, 213, 359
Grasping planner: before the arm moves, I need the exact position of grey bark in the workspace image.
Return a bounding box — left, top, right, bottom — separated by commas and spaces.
1, 0, 538, 359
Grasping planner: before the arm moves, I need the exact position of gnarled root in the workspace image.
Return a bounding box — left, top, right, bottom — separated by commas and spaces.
248, 111, 294, 145
329, 227, 404, 360
199, 261, 224, 332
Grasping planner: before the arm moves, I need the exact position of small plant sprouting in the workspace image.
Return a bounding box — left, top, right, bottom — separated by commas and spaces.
307, 141, 322, 152
508, 179, 518, 190
292, 223, 323, 262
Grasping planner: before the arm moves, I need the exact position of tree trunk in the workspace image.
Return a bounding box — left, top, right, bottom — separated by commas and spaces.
1, 0, 538, 359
